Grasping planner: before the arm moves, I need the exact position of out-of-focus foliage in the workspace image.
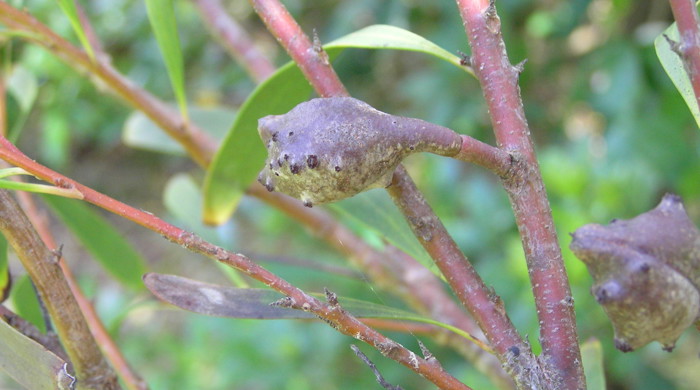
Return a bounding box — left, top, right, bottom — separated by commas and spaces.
2, 0, 699, 389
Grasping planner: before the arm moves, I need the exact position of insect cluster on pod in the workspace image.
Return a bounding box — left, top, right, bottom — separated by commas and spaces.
257, 97, 462, 207
570, 194, 700, 352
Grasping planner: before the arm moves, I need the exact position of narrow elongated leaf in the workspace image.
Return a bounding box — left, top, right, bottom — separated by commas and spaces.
145, 0, 188, 119
0, 318, 74, 390
11, 275, 44, 333
144, 273, 490, 351
56, 0, 95, 60
0, 235, 9, 302
655, 3, 700, 129
203, 24, 470, 224
41, 195, 148, 291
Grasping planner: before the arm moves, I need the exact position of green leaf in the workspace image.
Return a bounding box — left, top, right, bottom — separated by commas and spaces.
56, 0, 95, 61
123, 106, 235, 155
329, 190, 439, 277
581, 338, 606, 390
0, 234, 9, 302
41, 196, 148, 291
6, 66, 38, 141
145, 0, 188, 119
202, 63, 312, 224
326, 24, 469, 72
11, 275, 45, 333
655, 4, 700, 129
203, 24, 470, 224
144, 273, 490, 351
0, 316, 74, 390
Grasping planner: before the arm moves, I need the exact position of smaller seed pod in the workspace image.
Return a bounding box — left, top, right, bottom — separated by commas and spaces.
570, 194, 700, 352
257, 97, 462, 207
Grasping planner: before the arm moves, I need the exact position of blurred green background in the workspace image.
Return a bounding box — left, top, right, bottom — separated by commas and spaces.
2, 0, 700, 389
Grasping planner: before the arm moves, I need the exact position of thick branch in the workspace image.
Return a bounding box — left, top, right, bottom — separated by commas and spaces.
191, 0, 276, 82
386, 166, 542, 386
0, 190, 119, 389
249, 1, 521, 387
668, 0, 700, 114
13, 190, 148, 390
455, 1, 583, 388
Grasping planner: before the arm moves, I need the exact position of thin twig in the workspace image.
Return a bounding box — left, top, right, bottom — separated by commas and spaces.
668, 0, 700, 115
351, 345, 404, 390
454, 0, 583, 388
0, 3, 217, 167
249, 0, 348, 97
191, 0, 276, 82
386, 166, 537, 370
0, 189, 119, 389
248, 1, 519, 388
13, 190, 149, 390
0, 137, 470, 390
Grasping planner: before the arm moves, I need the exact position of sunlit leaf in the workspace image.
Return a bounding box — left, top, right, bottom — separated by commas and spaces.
655, 3, 700, 129
144, 273, 491, 352
123, 106, 235, 155
203, 24, 470, 224
145, 0, 188, 119
56, 0, 95, 60
41, 196, 148, 291
581, 338, 606, 390
0, 316, 73, 390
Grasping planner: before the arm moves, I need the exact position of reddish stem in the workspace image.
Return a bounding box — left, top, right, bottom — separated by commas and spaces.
192, 0, 276, 82
0, 137, 469, 390
455, 0, 584, 388
14, 190, 148, 390
0, 3, 217, 167
249, 1, 525, 387
668, 0, 700, 114
249, 0, 348, 97
386, 166, 541, 381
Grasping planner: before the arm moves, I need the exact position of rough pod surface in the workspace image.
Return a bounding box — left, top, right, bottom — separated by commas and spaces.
257, 97, 462, 207
570, 193, 700, 352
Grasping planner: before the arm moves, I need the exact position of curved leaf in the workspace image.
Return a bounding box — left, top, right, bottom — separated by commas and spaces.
145, 0, 188, 119
655, 4, 700, 129
203, 24, 470, 224
144, 273, 490, 352
0, 317, 73, 390
41, 196, 148, 291
56, 0, 95, 60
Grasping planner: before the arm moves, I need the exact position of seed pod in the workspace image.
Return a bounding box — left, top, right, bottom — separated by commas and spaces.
257, 97, 462, 207
570, 194, 700, 352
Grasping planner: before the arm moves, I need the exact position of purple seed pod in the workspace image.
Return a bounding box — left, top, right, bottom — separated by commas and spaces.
257, 97, 462, 207
570, 194, 700, 352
